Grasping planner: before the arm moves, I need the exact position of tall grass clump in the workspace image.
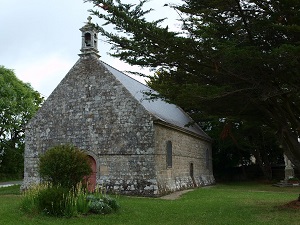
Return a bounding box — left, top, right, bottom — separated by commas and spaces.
21, 183, 120, 217
20, 183, 47, 214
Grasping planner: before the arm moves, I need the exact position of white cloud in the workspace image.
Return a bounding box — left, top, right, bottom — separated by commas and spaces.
14, 54, 74, 97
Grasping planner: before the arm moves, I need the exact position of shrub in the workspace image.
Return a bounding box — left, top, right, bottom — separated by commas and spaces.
21, 183, 80, 217
20, 183, 120, 217
86, 194, 98, 202
89, 200, 113, 214
39, 144, 92, 189
87, 194, 120, 214
36, 186, 70, 217
102, 195, 120, 212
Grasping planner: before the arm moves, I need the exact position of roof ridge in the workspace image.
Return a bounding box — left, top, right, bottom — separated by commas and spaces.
99, 60, 149, 88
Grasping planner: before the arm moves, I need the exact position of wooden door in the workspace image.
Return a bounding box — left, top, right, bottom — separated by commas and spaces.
85, 156, 97, 192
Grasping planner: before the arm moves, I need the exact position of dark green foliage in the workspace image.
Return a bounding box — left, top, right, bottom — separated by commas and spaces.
0, 66, 43, 179
36, 186, 69, 217
208, 119, 283, 181
0, 146, 24, 180
86, 0, 300, 169
39, 145, 92, 189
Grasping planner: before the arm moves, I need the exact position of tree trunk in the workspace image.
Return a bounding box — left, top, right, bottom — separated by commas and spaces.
250, 148, 273, 180
278, 127, 300, 170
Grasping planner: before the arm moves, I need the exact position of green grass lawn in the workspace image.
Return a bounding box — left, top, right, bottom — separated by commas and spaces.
1, 183, 300, 225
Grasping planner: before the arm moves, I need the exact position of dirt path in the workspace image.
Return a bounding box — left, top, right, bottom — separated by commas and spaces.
160, 189, 194, 200
0, 181, 22, 188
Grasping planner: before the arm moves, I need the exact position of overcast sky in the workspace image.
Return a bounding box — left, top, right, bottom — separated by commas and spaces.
0, 0, 181, 98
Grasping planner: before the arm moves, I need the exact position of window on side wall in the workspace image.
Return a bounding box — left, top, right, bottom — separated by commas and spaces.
166, 141, 172, 168
206, 148, 210, 169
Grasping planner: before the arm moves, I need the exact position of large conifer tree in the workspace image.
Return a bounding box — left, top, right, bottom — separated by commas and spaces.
86, 0, 300, 167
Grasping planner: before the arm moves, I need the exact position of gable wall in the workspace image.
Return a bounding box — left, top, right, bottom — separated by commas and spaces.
23, 57, 157, 195
154, 123, 215, 195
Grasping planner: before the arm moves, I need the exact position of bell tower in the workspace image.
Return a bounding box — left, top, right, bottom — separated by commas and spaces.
79, 16, 100, 58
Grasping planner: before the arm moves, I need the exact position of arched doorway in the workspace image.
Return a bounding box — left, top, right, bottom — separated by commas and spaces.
85, 155, 97, 192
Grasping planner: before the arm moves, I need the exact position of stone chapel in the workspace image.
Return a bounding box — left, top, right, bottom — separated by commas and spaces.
22, 18, 215, 196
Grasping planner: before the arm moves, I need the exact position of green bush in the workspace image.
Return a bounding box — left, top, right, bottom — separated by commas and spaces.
87, 194, 120, 214
21, 183, 120, 217
39, 144, 92, 189
102, 195, 120, 212
36, 186, 70, 217
21, 184, 79, 217
89, 200, 113, 214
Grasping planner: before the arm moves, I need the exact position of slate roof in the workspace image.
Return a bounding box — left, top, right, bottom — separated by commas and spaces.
101, 61, 211, 141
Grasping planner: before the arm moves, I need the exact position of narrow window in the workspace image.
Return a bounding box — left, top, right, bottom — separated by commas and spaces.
190, 162, 196, 187
85, 33, 92, 47
190, 163, 194, 177
166, 141, 172, 168
206, 148, 210, 169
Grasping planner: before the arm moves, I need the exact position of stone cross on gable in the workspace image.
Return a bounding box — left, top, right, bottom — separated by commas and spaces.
87, 16, 92, 23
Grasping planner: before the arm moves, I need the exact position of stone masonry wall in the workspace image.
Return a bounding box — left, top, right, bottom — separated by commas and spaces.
154, 123, 215, 195
23, 56, 158, 195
